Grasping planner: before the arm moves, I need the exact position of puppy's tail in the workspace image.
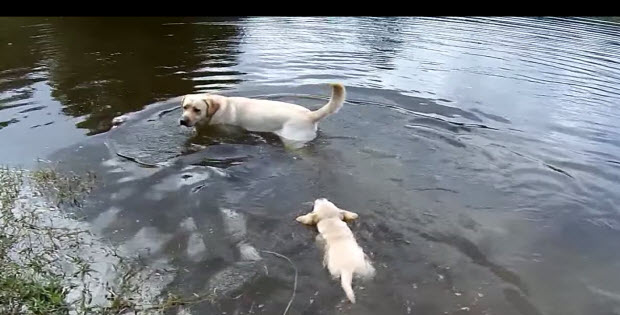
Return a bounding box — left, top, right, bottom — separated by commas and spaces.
309, 83, 346, 122
340, 270, 356, 303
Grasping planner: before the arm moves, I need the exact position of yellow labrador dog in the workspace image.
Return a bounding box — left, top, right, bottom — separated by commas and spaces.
180, 84, 345, 147
296, 198, 375, 303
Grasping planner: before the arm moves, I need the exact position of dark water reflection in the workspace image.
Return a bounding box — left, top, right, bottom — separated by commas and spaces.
2, 17, 620, 315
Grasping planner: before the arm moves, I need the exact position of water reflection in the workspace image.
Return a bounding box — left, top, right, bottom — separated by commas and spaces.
46, 17, 243, 134
0, 17, 50, 107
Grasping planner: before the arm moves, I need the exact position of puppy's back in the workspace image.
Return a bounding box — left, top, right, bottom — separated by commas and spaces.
321, 220, 374, 303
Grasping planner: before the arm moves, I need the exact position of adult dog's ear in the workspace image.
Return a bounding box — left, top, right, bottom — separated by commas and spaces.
202, 95, 221, 117
340, 209, 359, 221
296, 213, 317, 225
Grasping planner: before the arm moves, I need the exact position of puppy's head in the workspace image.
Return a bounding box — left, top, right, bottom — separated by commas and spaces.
179, 94, 220, 127
296, 198, 358, 225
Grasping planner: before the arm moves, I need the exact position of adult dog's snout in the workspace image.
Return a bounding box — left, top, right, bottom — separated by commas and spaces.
179, 117, 189, 126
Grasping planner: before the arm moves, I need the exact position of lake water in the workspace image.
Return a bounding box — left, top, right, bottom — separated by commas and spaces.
2, 17, 620, 315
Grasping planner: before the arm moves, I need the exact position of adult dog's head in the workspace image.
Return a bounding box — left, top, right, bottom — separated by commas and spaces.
296, 198, 359, 225
179, 94, 221, 127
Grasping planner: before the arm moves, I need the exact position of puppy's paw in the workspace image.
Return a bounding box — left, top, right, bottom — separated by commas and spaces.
341, 210, 359, 221
296, 213, 315, 225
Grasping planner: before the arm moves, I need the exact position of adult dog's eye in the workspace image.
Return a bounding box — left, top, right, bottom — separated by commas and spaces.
193, 108, 201, 113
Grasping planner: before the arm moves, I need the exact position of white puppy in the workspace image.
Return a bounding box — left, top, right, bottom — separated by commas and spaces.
180, 83, 345, 146
296, 198, 375, 303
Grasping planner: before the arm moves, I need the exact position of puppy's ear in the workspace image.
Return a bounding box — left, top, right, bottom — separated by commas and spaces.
181, 95, 186, 104
340, 210, 359, 221
202, 95, 221, 116
296, 213, 317, 225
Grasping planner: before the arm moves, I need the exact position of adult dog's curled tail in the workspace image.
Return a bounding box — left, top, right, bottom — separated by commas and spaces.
309, 83, 346, 122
